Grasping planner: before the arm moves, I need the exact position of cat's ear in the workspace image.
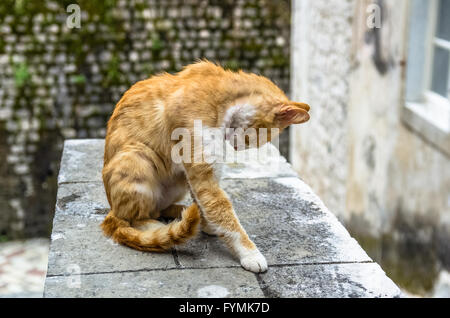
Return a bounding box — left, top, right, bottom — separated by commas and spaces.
275, 103, 310, 126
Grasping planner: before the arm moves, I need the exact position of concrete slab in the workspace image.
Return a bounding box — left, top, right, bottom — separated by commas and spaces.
176, 178, 371, 268
56, 182, 109, 217
44, 139, 402, 298
44, 267, 264, 298
48, 182, 176, 275
257, 263, 401, 298
58, 139, 297, 184
58, 139, 105, 184
221, 144, 298, 179
47, 213, 177, 276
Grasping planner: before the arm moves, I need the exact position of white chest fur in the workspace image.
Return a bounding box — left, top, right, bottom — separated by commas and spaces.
222, 103, 256, 129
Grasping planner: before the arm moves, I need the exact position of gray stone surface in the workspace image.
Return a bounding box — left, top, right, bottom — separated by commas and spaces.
47, 213, 176, 276
258, 263, 401, 298
220, 144, 298, 179
177, 178, 371, 268
44, 139, 402, 298
58, 139, 105, 184
45, 268, 264, 298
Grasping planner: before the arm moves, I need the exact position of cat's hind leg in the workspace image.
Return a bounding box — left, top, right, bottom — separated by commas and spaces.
102, 147, 200, 251
102, 147, 162, 222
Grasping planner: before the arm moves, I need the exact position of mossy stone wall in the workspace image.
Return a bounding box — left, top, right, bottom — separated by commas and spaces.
0, 0, 291, 239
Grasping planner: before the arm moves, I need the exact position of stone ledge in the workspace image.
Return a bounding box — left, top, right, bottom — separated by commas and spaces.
44, 139, 402, 298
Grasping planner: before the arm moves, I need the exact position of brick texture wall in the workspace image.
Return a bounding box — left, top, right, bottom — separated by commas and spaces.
0, 0, 291, 239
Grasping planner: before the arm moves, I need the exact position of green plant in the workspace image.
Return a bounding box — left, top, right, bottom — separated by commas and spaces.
104, 54, 121, 86
14, 0, 26, 14
223, 60, 241, 71
13, 62, 30, 88
70, 74, 87, 85
151, 33, 164, 52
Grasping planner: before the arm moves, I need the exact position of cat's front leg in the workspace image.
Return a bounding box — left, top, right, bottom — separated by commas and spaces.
183, 162, 267, 273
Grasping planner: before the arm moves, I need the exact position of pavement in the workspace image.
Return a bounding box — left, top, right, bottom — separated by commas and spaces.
0, 238, 49, 298
43, 139, 402, 298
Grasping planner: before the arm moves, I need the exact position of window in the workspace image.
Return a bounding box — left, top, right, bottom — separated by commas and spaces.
430, 0, 450, 97
404, 0, 450, 155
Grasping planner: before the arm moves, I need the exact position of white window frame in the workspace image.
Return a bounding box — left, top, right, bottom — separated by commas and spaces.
403, 0, 450, 156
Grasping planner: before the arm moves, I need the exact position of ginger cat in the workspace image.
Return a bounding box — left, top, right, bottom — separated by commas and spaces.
101, 60, 310, 273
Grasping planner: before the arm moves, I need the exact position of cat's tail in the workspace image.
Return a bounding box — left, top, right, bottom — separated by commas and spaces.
101, 203, 201, 252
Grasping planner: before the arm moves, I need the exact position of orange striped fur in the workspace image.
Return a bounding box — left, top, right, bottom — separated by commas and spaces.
101, 60, 310, 272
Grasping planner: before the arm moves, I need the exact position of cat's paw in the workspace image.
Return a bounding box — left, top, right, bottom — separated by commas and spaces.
240, 250, 268, 273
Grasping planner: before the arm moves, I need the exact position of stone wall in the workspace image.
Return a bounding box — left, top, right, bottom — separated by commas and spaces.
290, 0, 354, 222
291, 0, 450, 295
0, 0, 291, 240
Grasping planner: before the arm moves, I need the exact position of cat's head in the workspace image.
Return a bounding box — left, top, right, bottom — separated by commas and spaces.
224, 94, 310, 150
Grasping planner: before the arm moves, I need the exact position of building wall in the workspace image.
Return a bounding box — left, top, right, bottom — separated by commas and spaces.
291, 0, 450, 294
0, 0, 291, 239
291, 0, 355, 220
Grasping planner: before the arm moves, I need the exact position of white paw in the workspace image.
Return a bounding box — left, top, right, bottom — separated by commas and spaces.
240, 250, 268, 273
